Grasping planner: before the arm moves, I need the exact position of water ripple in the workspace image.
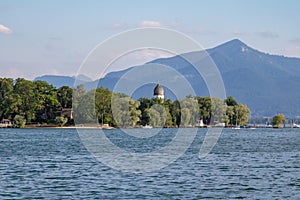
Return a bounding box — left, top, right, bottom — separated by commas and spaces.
0, 128, 299, 199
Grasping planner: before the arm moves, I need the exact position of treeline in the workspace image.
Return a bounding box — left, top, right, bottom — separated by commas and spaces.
0, 78, 72, 127
72, 85, 251, 128
0, 78, 251, 128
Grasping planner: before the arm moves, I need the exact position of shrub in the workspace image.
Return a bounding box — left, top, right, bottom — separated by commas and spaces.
55, 116, 68, 127
14, 115, 26, 128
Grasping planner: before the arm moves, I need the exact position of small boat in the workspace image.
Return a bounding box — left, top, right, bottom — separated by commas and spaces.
142, 124, 153, 129
293, 123, 300, 128
232, 126, 241, 129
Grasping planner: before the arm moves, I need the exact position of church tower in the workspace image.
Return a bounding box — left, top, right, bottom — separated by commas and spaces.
153, 83, 164, 99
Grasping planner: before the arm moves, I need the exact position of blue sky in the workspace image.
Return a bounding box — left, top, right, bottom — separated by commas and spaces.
1, 0, 300, 79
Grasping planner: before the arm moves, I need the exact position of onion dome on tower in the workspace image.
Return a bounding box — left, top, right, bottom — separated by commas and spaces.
153, 83, 164, 99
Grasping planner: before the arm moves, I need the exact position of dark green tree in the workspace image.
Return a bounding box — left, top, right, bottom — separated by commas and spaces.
169, 100, 181, 127
226, 106, 235, 126
14, 78, 39, 123
196, 96, 212, 125
163, 99, 173, 127
34, 80, 60, 122
138, 97, 151, 125
57, 86, 73, 108
0, 78, 14, 119
225, 96, 238, 106
95, 87, 113, 126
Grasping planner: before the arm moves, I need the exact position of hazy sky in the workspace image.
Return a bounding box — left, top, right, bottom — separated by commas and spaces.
1, 0, 300, 80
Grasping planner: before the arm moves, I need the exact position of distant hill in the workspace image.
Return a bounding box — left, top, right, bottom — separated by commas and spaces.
34, 74, 92, 88
206, 39, 300, 117
34, 39, 300, 117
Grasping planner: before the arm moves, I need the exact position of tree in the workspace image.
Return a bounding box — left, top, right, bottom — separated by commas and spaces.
149, 104, 166, 127
196, 96, 212, 125
129, 99, 141, 126
0, 78, 14, 119
14, 115, 26, 128
234, 104, 251, 126
34, 80, 60, 122
73, 85, 96, 124
138, 98, 151, 125
14, 78, 39, 123
179, 97, 199, 126
225, 96, 238, 106
226, 106, 235, 126
169, 100, 181, 127
211, 98, 226, 124
57, 86, 73, 108
180, 108, 191, 127
163, 100, 173, 127
272, 114, 286, 128
95, 87, 113, 125
111, 94, 141, 127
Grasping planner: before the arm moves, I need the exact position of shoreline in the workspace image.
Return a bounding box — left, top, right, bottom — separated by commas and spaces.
1, 125, 298, 129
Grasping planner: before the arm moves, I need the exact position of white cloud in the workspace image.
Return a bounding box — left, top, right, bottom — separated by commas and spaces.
0, 24, 13, 34
139, 20, 163, 27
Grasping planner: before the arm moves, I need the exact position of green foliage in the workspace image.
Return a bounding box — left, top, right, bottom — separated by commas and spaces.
163, 99, 173, 127
225, 104, 251, 126
57, 86, 73, 108
211, 98, 226, 124
55, 116, 68, 127
225, 96, 252, 126
111, 94, 141, 127
0, 78, 14, 119
178, 97, 199, 127
14, 78, 40, 123
196, 96, 212, 124
149, 104, 166, 127
225, 96, 238, 106
73, 89, 97, 124
138, 97, 151, 125
0, 78, 252, 128
0, 78, 72, 126
234, 104, 251, 126
34, 80, 60, 122
95, 87, 113, 125
225, 106, 235, 125
272, 114, 286, 128
13, 115, 26, 128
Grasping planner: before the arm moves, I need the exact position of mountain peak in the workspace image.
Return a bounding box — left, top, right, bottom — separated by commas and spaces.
226, 38, 247, 46
215, 39, 249, 49
208, 39, 256, 56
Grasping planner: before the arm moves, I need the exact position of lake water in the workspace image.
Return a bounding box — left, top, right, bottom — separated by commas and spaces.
0, 128, 299, 199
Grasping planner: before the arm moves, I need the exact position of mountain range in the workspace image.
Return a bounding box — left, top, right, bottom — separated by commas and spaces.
34, 39, 300, 117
